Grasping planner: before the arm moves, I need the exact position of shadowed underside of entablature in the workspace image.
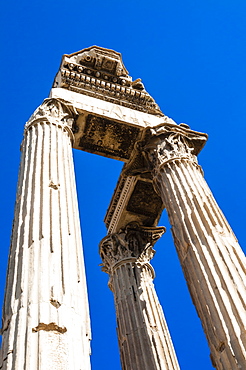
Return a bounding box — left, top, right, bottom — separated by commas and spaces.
49, 46, 207, 231
104, 172, 164, 234
50, 45, 179, 162
49, 46, 170, 230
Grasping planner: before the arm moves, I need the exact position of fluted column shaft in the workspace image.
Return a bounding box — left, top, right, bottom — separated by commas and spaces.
100, 223, 180, 370
0, 99, 91, 370
144, 125, 246, 369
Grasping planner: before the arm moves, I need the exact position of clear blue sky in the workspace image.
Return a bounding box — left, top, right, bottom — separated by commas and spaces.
1, 1, 246, 369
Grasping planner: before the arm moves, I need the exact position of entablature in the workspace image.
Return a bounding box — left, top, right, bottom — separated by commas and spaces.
50, 46, 178, 162
104, 171, 164, 234
49, 87, 175, 161
52, 46, 164, 116
48, 47, 207, 232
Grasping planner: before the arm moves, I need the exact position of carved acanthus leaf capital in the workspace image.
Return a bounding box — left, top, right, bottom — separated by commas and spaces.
25, 98, 78, 131
99, 222, 165, 274
144, 132, 196, 171
143, 123, 208, 170
122, 122, 207, 180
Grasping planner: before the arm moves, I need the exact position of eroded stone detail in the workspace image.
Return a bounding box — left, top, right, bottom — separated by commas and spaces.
50, 299, 61, 309
3, 45, 246, 370
145, 132, 196, 167
143, 123, 207, 169
126, 180, 162, 218
104, 174, 164, 234
79, 114, 140, 160
53, 46, 164, 116
25, 98, 76, 130
100, 222, 165, 274
118, 121, 206, 181
142, 123, 246, 369
99, 223, 180, 370
0, 99, 91, 370
32, 323, 67, 334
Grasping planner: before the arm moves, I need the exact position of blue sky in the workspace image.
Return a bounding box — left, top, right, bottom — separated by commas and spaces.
1, 1, 246, 369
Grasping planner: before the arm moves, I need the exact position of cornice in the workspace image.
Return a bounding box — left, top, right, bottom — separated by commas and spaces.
53, 46, 164, 116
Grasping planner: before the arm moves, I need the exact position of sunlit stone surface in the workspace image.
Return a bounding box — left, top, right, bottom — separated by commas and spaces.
1, 46, 245, 370
143, 123, 246, 369
0, 99, 91, 370
100, 223, 180, 370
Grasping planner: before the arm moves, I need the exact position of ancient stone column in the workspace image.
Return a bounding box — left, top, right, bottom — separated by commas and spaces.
143, 123, 246, 369
100, 222, 180, 370
0, 99, 91, 370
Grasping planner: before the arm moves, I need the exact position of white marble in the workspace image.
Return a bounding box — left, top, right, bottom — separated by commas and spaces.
49, 87, 168, 129
0, 99, 91, 370
145, 127, 246, 369
100, 224, 180, 370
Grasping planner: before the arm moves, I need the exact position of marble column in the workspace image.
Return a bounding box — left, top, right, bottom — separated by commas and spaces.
143, 123, 246, 369
0, 99, 91, 370
100, 222, 180, 370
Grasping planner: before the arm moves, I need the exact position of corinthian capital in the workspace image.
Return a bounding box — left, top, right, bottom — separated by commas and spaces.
99, 222, 165, 274
25, 98, 77, 130
143, 123, 208, 169
122, 122, 207, 180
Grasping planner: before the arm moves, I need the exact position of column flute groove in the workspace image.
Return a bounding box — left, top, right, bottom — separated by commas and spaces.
143, 124, 246, 369
0, 98, 91, 370
100, 222, 180, 370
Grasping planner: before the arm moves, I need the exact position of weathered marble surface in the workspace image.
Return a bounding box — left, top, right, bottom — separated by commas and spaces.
0, 99, 91, 370
100, 223, 180, 370
143, 124, 246, 369
1, 45, 246, 370
52, 46, 163, 116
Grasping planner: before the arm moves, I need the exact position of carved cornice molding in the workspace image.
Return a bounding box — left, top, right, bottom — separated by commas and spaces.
104, 171, 164, 234
99, 222, 165, 274
53, 46, 164, 116
25, 98, 77, 142
105, 175, 136, 233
